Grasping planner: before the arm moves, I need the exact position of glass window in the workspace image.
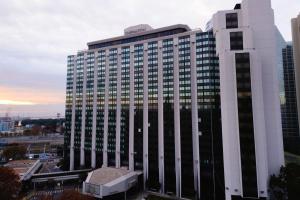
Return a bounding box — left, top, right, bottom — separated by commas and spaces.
226, 13, 238, 29
230, 31, 243, 50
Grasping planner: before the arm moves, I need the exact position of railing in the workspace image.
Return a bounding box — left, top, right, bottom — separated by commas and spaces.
31, 169, 91, 179
22, 160, 42, 181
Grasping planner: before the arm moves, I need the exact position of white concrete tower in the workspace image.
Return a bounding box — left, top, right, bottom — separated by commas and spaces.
213, 0, 284, 199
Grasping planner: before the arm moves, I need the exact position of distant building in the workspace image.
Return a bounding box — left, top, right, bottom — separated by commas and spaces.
25, 124, 34, 129
276, 27, 288, 105
292, 13, 300, 134
0, 117, 14, 133
281, 43, 300, 137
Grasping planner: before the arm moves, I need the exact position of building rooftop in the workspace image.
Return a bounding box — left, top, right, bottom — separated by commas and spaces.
87, 167, 130, 185
83, 167, 142, 198
87, 24, 192, 50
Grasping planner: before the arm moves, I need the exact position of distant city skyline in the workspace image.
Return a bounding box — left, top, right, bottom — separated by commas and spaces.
0, 0, 299, 117
0, 104, 64, 118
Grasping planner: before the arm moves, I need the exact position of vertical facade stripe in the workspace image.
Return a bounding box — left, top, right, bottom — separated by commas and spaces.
173, 38, 182, 198
190, 34, 201, 198
143, 43, 149, 188
129, 46, 135, 171
116, 48, 122, 168
103, 49, 110, 167
80, 53, 87, 167
235, 53, 258, 197
70, 56, 77, 171
91, 51, 98, 168
157, 41, 165, 193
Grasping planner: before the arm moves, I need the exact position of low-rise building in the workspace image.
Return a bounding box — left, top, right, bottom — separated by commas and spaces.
0, 117, 14, 133
83, 167, 141, 199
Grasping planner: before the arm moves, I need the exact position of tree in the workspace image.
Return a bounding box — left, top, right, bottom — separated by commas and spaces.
23, 129, 32, 136
285, 163, 300, 199
47, 179, 56, 190
3, 145, 27, 160
79, 172, 88, 183
269, 166, 288, 200
0, 167, 21, 200
39, 194, 52, 200
269, 163, 300, 200
146, 195, 169, 200
57, 158, 68, 170
58, 190, 95, 200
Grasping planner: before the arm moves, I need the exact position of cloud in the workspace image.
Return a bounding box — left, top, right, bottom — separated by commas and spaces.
0, 100, 35, 105
0, 86, 64, 105
0, 0, 299, 117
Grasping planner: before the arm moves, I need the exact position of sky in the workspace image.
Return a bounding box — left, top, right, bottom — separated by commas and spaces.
0, 0, 299, 118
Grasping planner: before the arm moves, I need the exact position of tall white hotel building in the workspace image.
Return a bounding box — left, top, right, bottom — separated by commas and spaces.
65, 0, 284, 199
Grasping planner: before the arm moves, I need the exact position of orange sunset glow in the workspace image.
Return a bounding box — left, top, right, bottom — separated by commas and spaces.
0, 86, 64, 105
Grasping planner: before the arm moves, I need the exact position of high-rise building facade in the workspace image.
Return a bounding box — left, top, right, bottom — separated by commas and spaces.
65, 25, 224, 199
213, 0, 284, 199
281, 43, 299, 137
276, 28, 288, 106
292, 13, 300, 134
65, 0, 285, 199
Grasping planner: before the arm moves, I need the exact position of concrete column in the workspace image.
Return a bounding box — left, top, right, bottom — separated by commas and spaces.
80, 53, 87, 167
157, 40, 165, 193
143, 43, 149, 189
103, 49, 110, 167
173, 38, 182, 198
129, 46, 135, 171
190, 34, 201, 198
116, 48, 122, 168
70, 56, 77, 171
91, 51, 98, 169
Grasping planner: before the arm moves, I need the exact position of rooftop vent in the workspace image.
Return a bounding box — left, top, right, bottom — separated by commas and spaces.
234, 4, 241, 10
